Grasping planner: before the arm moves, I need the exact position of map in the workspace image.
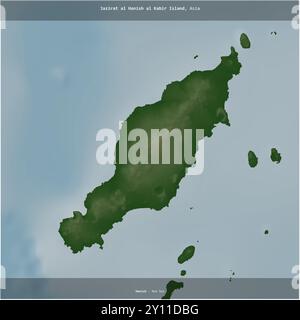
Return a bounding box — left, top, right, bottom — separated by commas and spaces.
1, 1, 299, 299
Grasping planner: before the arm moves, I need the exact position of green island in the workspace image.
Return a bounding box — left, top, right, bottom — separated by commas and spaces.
162, 245, 195, 299
162, 280, 184, 299
248, 150, 258, 168
177, 245, 196, 264
270, 148, 281, 164
240, 33, 251, 49
59, 46, 242, 253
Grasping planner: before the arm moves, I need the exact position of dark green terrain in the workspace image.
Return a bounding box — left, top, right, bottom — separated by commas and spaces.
59, 47, 242, 253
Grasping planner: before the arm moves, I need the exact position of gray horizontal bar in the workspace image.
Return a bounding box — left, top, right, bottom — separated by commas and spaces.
1, 1, 298, 21
1, 278, 298, 299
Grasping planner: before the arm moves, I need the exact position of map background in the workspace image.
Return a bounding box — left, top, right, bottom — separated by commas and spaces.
1, 20, 299, 280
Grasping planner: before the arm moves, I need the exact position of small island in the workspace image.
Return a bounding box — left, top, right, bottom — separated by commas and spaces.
240, 33, 251, 49
180, 270, 187, 276
178, 245, 196, 264
270, 148, 281, 164
162, 280, 184, 299
248, 151, 258, 168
